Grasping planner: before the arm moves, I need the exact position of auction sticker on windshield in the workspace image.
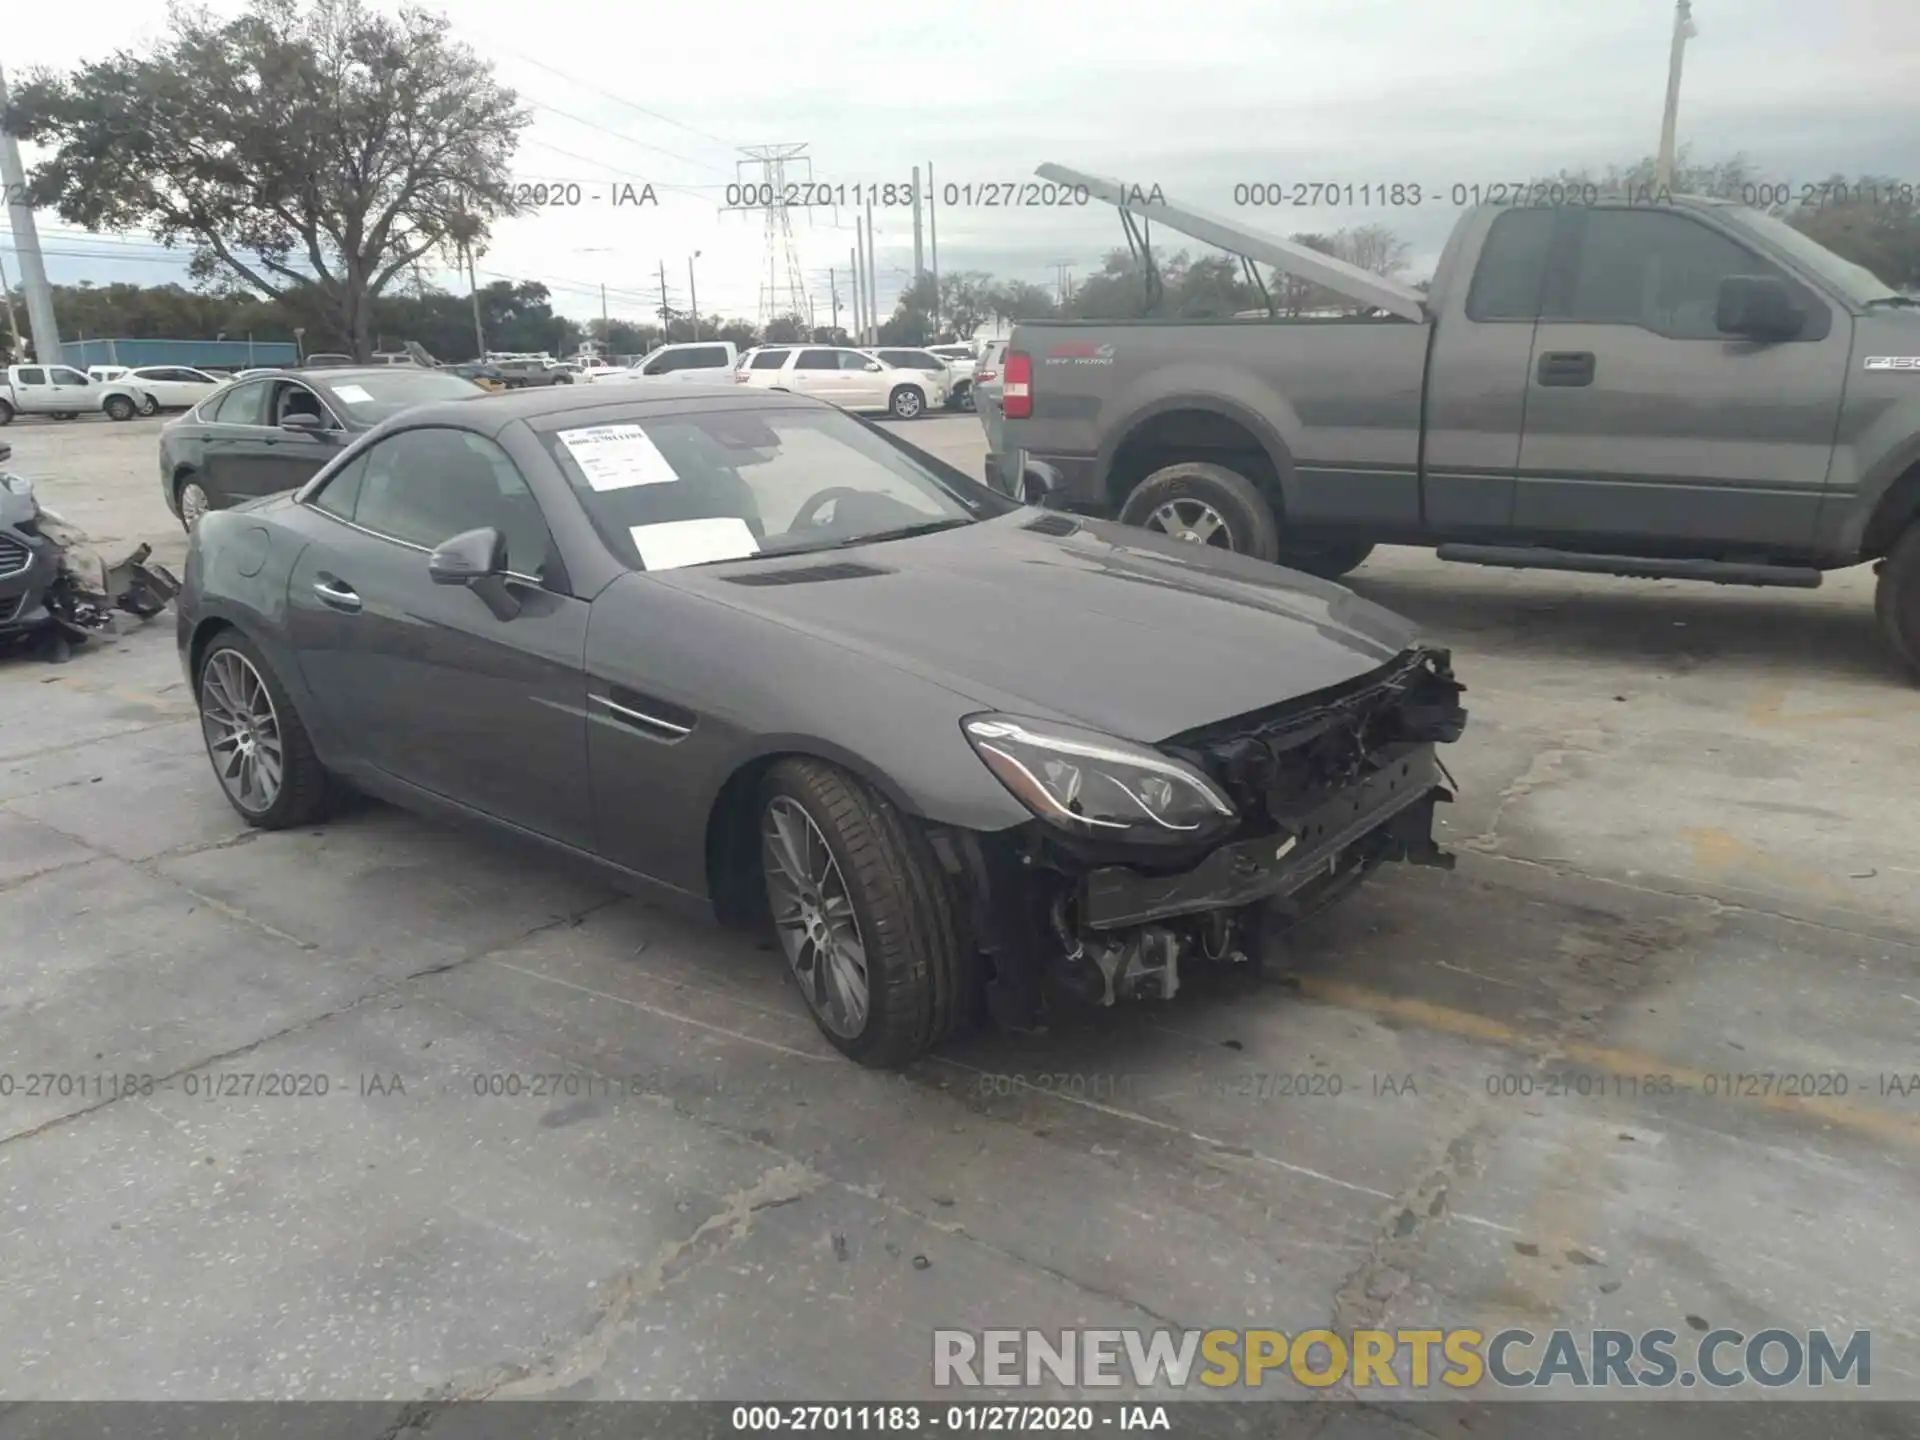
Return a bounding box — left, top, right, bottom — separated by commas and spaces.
629, 517, 758, 571
560, 423, 682, 491
331, 384, 373, 405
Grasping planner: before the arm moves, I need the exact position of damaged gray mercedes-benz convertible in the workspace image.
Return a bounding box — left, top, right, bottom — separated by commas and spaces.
177, 385, 1466, 1066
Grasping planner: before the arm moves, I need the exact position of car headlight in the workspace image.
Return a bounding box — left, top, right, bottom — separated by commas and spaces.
962, 713, 1236, 843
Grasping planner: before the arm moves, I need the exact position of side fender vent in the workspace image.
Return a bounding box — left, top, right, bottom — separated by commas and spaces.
1021, 513, 1081, 537
722, 561, 892, 586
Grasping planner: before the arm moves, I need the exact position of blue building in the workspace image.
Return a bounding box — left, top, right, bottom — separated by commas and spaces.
60, 337, 301, 371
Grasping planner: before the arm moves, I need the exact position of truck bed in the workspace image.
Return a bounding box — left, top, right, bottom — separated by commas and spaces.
1010, 315, 1433, 526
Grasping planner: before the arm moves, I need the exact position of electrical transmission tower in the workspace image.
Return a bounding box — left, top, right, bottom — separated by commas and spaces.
727, 144, 815, 332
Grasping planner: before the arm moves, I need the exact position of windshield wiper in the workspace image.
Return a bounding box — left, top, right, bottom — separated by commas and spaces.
828, 517, 973, 548
1865, 295, 1920, 309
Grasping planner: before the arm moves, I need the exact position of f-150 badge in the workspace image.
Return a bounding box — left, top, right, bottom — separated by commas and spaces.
1045, 341, 1115, 366
1865, 357, 1920, 371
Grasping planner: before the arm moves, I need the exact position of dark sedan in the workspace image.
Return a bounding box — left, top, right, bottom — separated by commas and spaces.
159, 365, 486, 529
176, 385, 1467, 1066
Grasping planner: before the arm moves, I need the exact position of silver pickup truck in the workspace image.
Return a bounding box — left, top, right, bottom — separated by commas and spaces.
998, 165, 1920, 679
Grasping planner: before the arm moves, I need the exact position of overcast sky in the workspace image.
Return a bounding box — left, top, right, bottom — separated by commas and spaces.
4, 0, 1916, 332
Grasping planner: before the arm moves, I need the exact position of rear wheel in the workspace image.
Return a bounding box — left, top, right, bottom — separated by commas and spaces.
178, 478, 214, 531
1119, 460, 1280, 562
1877, 522, 1920, 682
195, 633, 334, 828
759, 759, 973, 1067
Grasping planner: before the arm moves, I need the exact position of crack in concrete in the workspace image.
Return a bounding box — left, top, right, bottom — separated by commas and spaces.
0, 896, 625, 1153
450, 1161, 825, 1400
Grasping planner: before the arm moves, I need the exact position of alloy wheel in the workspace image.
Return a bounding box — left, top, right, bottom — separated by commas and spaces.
199, 649, 285, 815
892, 390, 923, 419
140, 394, 160, 416
1146, 497, 1235, 549
762, 796, 870, 1038
179, 482, 210, 530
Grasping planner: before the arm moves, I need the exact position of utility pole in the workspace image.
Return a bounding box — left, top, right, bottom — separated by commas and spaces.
0, 63, 62, 365
911, 165, 924, 279
688, 251, 700, 339
863, 199, 877, 343
829, 268, 840, 337
466, 246, 485, 358
1654, 0, 1698, 192
848, 246, 862, 343
600, 283, 609, 348
658, 259, 670, 334
928, 161, 940, 334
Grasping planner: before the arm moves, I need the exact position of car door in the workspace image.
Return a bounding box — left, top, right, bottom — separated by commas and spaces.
283, 425, 594, 847
195, 378, 285, 502
836, 349, 888, 409
262, 379, 351, 491
47, 366, 96, 414
151, 367, 221, 408
1514, 205, 1850, 548
785, 348, 844, 402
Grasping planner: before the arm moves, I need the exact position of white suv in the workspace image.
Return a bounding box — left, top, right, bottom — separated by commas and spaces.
734, 345, 946, 419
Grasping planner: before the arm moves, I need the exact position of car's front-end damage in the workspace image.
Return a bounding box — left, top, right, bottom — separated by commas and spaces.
927, 646, 1468, 1026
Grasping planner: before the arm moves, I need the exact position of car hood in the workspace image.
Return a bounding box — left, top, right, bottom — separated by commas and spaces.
660, 513, 1420, 741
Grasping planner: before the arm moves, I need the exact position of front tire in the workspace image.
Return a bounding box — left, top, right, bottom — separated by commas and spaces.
0, 398, 12, 425
104, 395, 136, 422
195, 633, 334, 829
1119, 460, 1280, 562
1877, 522, 1920, 682
888, 385, 925, 420
759, 759, 973, 1067
139, 393, 161, 416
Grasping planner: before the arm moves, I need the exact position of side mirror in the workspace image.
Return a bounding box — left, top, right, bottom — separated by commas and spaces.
428, 527, 520, 620
864, 361, 883, 372
280, 412, 328, 438
428, 526, 506, 584
1717, 275, 1803, 341
1020, 458, 1064, 505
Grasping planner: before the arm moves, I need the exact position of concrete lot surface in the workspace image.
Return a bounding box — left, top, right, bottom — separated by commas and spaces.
1, 411, 1918, 1424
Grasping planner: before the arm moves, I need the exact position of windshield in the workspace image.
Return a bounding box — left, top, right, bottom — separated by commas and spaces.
1721, 206, 1896, 306
542, 404, 1005, 571
322, 370, 485, 421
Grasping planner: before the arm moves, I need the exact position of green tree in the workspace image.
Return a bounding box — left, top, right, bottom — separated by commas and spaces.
763, 314, 809, 344
6, 0, 529, 360
986, 279, 1058, 327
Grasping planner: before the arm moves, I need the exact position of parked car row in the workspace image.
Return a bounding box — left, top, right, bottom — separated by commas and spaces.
731, 344, 949, 419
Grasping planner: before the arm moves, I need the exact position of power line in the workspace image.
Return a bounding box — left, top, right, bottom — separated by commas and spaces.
476, 38, 741, 153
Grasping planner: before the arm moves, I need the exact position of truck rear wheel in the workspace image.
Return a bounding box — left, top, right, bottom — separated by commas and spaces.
1877, 522, 1920, 682
1120, 461, 1280, 562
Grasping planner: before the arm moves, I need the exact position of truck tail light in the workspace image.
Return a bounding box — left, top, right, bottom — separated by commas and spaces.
1002, 351, 1032, 418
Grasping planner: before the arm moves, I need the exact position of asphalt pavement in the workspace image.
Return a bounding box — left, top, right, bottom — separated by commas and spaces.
2, 410, 1918, 1420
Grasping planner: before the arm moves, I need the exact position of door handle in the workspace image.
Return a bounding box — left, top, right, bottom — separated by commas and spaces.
312, 577, 362, 613
1537, 351, 1596, 386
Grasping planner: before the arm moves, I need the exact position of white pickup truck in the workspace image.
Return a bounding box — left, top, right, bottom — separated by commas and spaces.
0, 363, 149, 425
586, 341, 740, 384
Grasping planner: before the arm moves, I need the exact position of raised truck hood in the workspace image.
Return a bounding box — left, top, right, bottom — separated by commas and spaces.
663, 512, 1425, 741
